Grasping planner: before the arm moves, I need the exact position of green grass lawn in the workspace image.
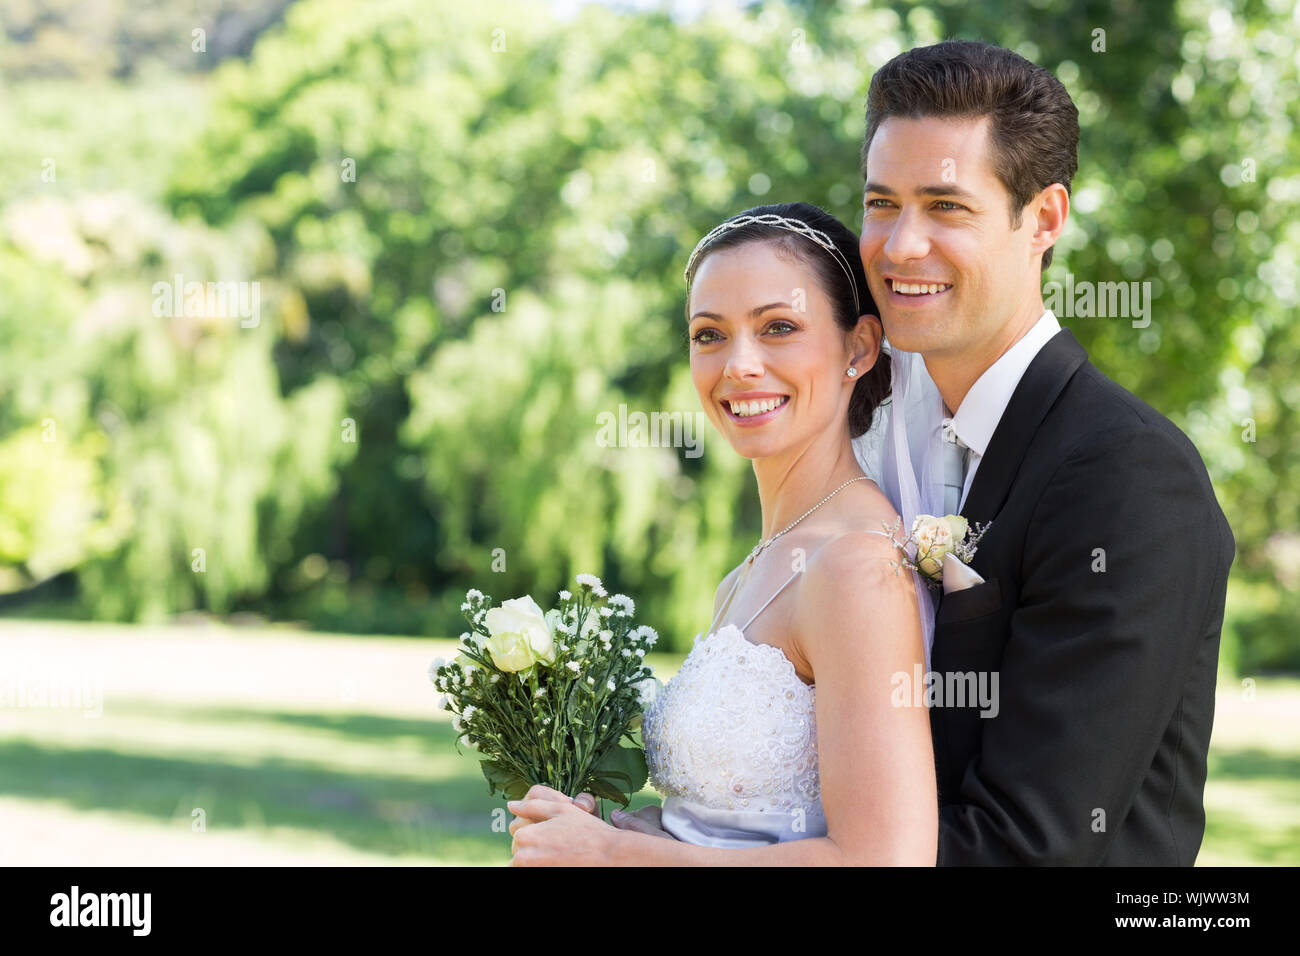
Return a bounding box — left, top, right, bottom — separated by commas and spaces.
0, 619, 1294, 865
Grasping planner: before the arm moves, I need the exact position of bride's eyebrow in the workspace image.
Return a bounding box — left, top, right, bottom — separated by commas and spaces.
690, 302, 793, 322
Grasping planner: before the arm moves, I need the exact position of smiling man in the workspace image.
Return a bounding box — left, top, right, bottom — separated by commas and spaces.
859, 41, 1235, 865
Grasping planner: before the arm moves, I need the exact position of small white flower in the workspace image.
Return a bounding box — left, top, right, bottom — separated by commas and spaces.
451, 716, 464, 732
607, 680, 616, 691
599, 606, 613, 618
489, 672, 500, 683
534, 685, 546, 698
622, 648, 631, 657
610, 594, 634, 614
575, 573, 602, 590
586, 677, 595, 685
428, 657, 446, 682
599, 629, 612, 641
466, 589, 484, 601
460, 602, 470, 612
462, 704, 477, 721
558, 589, 572, 601
566, 661, 581, 673
635, 648, 645, 658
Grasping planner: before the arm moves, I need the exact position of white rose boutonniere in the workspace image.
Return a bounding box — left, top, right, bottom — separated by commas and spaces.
884, 514, 990, 589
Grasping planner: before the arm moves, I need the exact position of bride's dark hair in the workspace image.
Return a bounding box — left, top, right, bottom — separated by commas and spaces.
683, 201, 889, 439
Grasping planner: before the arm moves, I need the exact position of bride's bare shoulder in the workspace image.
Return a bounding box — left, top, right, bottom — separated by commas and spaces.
839, 478, 904, 540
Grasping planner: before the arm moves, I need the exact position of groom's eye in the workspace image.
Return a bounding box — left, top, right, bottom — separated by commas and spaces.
935, 200, 966, 211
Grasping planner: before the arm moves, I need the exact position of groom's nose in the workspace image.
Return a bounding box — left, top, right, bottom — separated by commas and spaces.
882, 209, 932, 262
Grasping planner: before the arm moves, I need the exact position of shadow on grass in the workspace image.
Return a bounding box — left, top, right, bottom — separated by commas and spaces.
0, 719, 512, 863
1203, 746, 1300, 865
1, 698, 660, 863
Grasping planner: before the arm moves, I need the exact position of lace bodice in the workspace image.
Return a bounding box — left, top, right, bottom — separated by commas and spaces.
642, 621, 820, 817
641, 529, 895, 846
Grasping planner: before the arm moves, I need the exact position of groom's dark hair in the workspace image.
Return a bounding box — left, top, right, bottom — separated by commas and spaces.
861, 40, 1079, 269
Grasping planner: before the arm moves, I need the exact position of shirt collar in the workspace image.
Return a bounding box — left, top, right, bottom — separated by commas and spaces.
948, 309, 1062, 457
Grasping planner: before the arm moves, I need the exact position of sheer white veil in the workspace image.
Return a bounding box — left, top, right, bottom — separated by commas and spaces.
851, 344, 946, 670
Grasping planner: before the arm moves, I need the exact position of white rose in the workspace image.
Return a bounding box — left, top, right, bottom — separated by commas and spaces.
911, 514, 966, 579
483, 595, 556, 672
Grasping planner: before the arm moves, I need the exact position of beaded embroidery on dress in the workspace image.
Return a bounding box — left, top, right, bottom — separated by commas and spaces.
642, 528, 895, 848
640, 564, 826, 847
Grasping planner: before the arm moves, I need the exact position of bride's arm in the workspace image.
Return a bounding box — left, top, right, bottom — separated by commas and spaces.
510, 531, 937, 866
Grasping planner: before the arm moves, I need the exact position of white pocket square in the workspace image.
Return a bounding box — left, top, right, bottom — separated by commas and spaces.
942, 553, 985, 594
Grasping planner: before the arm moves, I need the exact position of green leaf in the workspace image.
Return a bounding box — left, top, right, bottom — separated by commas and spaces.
480, 760, 534, 801
583, 744, 649, 806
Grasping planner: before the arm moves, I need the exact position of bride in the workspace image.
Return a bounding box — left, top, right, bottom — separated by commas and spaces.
508, 202, 937, 865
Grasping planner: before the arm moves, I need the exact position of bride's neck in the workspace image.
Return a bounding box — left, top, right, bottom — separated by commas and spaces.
751, 440, 865, 542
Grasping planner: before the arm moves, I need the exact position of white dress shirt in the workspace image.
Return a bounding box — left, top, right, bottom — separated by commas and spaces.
947, 309, 1063, 511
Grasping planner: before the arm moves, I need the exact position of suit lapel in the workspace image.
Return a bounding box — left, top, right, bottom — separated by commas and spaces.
960, 329, 1088, 529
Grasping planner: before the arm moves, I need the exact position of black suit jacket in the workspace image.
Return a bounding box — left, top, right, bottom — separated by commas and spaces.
931, 328, 1235, 865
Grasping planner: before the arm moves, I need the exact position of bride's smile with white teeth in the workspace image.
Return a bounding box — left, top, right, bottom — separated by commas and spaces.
685, 237, 881, 458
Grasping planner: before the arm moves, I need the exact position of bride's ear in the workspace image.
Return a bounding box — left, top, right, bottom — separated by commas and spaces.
849, 313, 883, 370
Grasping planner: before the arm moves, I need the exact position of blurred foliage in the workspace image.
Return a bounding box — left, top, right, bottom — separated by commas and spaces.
0, 0, 1295, 662
0, 0, 293, 79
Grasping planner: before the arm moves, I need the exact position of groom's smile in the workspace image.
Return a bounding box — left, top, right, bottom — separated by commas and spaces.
883, 276, 955, 306
859, 115, 1046, 363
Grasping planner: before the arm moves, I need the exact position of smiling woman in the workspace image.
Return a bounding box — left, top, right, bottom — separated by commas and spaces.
682, 202, 890, 447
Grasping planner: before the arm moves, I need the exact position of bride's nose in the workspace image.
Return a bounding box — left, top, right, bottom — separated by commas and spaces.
723, 334, 765, 382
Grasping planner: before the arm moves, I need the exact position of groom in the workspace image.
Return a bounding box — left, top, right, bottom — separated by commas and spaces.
859, 40, 1234, 864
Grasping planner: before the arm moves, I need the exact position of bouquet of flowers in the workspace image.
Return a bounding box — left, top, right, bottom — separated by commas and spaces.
884, 514, 989, 588
428, 573, 661, 809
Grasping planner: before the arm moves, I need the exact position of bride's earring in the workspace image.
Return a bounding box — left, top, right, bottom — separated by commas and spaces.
846, 367, 858, 378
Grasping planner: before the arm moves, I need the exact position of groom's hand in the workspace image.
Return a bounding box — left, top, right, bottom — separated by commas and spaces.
607, 803, 676, 839
571, 791, 674, 839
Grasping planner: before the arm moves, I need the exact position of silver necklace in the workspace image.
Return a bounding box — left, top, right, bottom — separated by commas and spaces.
746, 476, 872, 565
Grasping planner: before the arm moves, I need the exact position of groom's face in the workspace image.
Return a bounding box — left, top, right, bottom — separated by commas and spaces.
860, 115, 1039, 359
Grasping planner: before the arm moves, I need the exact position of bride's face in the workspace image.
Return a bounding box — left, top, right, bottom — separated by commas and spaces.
686, 241, 863, 460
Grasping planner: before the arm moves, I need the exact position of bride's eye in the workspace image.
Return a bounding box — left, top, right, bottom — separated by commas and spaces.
767, 320, 796, 335
691, 328, 722, 344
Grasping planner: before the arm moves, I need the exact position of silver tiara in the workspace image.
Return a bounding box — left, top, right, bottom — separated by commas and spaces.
683, 213, 861, 314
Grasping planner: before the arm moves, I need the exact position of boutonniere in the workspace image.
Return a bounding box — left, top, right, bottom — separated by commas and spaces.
884, 514, 990, 590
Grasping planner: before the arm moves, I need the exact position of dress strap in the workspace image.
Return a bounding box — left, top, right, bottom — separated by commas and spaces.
739, 568, 802, 633
714, 529, 896, 635
706, 563, 747, 637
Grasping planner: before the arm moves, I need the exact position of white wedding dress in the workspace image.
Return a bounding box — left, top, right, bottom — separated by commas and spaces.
641, 532, 891, 847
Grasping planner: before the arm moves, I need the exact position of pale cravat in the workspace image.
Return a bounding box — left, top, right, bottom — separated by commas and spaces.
941, 416, 970, 516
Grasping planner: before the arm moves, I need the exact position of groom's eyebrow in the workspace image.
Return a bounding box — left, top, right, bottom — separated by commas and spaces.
866, 181, 981, 202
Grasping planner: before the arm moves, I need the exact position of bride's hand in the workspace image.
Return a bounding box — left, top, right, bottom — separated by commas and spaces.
506, 784, 596, 836
507, 792, 620, 866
